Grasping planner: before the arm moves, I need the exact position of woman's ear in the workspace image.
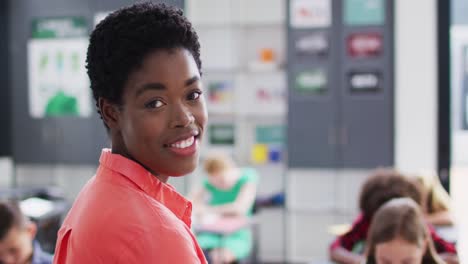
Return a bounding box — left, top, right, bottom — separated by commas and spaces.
99, 97, 121, 130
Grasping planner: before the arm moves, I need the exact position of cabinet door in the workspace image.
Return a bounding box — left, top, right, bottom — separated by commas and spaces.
288, 59, 340, 168
339, 0, 394, 168
287, 0, 340, 168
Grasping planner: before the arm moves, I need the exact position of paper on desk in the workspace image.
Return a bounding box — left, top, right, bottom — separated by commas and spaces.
20, 197, 54, 218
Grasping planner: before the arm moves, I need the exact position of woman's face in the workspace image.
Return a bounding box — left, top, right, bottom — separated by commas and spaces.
375, 237, 425, 264
107, 48, 207, 181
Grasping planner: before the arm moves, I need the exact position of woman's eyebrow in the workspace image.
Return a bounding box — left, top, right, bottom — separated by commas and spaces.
135, 82, 166, 97
185, 76, 199, 86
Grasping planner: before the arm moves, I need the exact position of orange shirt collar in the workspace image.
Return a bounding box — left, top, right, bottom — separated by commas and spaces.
98, 149, 192, 226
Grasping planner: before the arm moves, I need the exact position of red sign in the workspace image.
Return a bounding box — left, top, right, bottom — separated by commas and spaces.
347, 33, 383, 57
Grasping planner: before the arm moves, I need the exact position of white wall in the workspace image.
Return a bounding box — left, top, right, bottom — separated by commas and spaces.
0, 157, 13, 187
394, 0, 438, 172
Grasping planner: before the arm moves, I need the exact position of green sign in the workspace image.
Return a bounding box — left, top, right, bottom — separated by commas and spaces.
344, 0, 385, 26
209, 124, 235, 145
256, 125, 285, 144
295, 69, 327, 93
32, 17, 87, 39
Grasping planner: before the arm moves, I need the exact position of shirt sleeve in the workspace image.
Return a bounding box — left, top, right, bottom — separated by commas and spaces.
330, 214, 369, 252
240, 168, 259, 185
429, 226, 457, 254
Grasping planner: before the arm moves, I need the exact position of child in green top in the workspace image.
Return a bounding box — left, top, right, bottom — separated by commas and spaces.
190, 153, 258, 264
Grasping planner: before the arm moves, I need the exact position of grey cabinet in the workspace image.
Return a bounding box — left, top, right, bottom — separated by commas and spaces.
287, 0, 393, 169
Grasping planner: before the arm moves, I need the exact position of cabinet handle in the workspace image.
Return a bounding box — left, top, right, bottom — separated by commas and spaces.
328, 127, 336, 145
341, 126, 348, 146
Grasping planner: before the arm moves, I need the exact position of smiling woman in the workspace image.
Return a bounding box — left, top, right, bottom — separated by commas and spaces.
106, 48, 207, 181
53, 3, 208, 264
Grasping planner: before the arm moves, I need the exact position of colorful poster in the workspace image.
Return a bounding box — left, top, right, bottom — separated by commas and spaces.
344, 0, 385, 26
349, 71, 381, 92
295, 32, 329, 57
347, 33, 383, 58
295, 69, 327, 93
209, 124, 235, 145
207, 80, 234, 111
290, 0, 331, 28
28, 17, 91, 118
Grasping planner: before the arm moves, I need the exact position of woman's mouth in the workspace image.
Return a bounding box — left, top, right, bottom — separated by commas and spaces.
169, 136, 195, 149
166, 133, 199, 157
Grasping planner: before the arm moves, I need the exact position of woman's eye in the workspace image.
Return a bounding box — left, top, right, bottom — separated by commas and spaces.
187, 91, 202, 100
145, 100, 164, 109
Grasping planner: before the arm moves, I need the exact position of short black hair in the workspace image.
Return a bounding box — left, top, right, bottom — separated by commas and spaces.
87, 2, 202, 125
359, 168, 423, 219
0, 200, 27, 240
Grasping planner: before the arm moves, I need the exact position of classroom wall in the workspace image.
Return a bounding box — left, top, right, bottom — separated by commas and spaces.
394, 0, 438, 172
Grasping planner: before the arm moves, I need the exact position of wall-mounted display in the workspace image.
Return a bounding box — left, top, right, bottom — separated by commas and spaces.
348, 71, 381, 92
347, 33, 382, 58
290, 0, 331, 29
28, 17, 91, 118
294, 69, 327, 93
295, 32, 329, 57
344, 0, 385, 26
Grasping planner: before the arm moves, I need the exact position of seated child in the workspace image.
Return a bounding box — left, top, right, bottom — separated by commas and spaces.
0, 200, 53, 264
329, 168, 457, 264
190, 152, 258, 264
414, 172, 454, 226
366, 197, 444, 264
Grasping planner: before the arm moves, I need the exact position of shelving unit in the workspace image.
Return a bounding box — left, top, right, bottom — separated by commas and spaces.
186, 0, 288, 261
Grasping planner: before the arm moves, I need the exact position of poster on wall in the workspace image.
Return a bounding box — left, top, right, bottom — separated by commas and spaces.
28, 17, 91, 118
290, 0, 331, 28
207, 79, 235, 114
344, 0, 385, 26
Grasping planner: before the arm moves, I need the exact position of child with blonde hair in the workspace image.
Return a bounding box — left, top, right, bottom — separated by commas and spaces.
413, 172, 454, 226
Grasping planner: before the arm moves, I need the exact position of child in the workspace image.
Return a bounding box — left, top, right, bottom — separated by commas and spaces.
414, 172, 454, 226
53, 3, 208, 263
0, 200, 53, 264
329, 168, 457, 264
366, 198, 444, 264
190, 152, 258, 264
